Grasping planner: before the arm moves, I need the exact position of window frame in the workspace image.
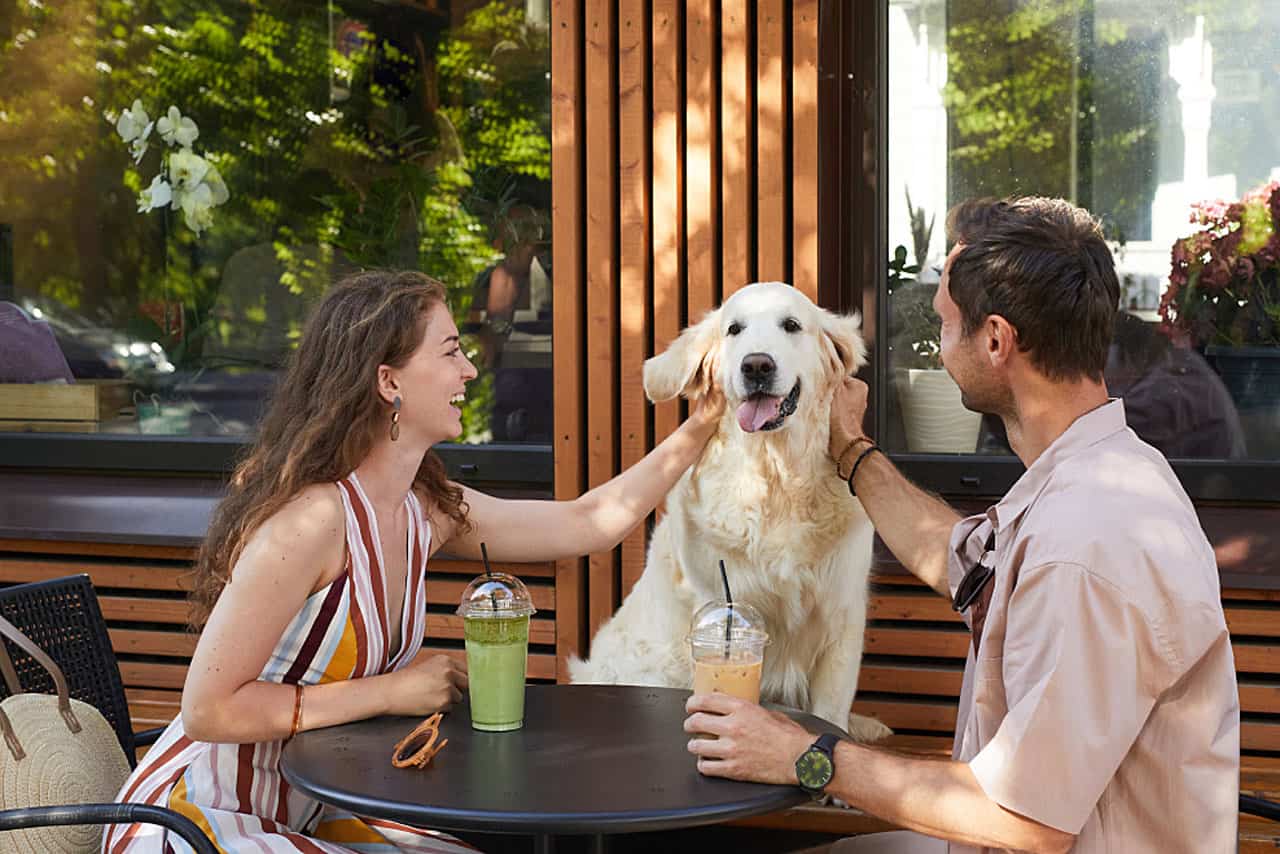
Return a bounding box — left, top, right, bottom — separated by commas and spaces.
0, 434, 553, 489
825, 0, 1280, 504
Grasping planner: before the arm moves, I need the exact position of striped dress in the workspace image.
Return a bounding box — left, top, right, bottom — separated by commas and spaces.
104, 474, 478, 854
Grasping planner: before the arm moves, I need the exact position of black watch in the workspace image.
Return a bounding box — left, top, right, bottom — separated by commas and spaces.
795, 732, 839, 796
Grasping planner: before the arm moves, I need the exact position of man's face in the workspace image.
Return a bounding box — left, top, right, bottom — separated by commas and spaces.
935, 243, 1012, 416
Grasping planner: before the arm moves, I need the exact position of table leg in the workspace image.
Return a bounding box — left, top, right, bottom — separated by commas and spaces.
533, 834, 555, 854
588, 833, 608, 854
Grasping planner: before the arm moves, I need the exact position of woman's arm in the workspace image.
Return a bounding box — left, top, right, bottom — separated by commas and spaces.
444, 392, 724, 562
181, 485, 466, 743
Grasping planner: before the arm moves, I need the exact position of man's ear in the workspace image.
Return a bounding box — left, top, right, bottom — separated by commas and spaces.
644, 308, 722, 402
819, 310, 867, 378
986, 315, 1018, 367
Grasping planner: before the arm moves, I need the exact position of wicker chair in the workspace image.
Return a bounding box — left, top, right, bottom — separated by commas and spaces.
0, 574, 215, 853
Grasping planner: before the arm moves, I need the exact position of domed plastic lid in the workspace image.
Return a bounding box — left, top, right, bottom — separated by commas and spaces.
456, 572, 537, 619
688, 600, 769, 646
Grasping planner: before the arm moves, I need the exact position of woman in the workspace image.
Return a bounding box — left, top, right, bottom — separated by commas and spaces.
105, 270, 722, 853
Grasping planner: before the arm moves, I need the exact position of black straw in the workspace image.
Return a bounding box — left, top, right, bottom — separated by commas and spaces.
719, 560, 733, 657
480, 542, 499, 611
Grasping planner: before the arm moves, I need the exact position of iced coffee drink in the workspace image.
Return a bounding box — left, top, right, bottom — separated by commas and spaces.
688, 600, 769, 714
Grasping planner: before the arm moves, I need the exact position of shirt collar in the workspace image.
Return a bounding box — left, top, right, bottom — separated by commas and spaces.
991, 398, 1128, 533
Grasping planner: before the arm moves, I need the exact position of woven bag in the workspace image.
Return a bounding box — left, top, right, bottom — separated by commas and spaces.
0, 613, 131, 854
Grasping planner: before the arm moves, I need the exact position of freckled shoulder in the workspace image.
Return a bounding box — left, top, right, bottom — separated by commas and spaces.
237, 483, 348, 591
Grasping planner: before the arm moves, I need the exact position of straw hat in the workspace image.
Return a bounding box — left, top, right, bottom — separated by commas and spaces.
0, 693, 131, 854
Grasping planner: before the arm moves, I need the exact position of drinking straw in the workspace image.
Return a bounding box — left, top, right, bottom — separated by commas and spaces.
480, 542, 500, 612
719, 559, 732, 658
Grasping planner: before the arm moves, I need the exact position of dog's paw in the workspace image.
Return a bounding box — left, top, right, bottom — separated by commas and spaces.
846, 712, 893, 743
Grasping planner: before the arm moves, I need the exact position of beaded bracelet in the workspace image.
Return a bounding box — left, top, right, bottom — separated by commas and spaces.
846, 443, 882, 497
289, 684, 304, 740
835, 436, 875, 481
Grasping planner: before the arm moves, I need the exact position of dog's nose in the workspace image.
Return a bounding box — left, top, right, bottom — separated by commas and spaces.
741, 353, 776, 387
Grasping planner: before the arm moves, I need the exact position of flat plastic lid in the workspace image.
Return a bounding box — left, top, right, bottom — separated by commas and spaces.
688, 600, 769, 646
456, 572, 537, 619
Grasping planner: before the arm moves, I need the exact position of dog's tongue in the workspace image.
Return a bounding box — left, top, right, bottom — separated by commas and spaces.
737, 395, 783, 433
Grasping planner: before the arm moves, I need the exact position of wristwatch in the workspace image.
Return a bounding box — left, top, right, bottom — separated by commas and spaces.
795, 732, 840, 796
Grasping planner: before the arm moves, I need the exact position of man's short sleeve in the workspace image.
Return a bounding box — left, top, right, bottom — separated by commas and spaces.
967, 562, 1172, 833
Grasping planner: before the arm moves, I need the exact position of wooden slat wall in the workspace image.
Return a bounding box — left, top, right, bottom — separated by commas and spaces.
553, 0, 823, 642
0, 539, 558, 733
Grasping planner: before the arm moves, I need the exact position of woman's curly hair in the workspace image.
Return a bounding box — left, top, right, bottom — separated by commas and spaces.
189, 270, 470, 628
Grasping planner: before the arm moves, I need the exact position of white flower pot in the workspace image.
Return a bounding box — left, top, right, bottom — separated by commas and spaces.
894, 368, 982, 454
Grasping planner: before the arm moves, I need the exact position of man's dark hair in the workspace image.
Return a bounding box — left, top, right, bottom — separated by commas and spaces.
945, 197, 1120, 382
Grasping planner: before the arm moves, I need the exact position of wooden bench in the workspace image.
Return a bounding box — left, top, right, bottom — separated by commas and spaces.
1, 542, 1276, 847
0, 538, 561, 734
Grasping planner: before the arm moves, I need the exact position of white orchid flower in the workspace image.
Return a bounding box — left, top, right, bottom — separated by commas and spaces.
157, 105, 199, 148
168, 148, 210, 190
176, 182, 215, 234
137, 175, 172, 212
115, 100, 150, 143
129, 135, 151, 164
203, 165, 230, 206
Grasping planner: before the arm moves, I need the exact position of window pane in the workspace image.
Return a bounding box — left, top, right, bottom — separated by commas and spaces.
0, 0, 552, 445
885, 0, 1280, 460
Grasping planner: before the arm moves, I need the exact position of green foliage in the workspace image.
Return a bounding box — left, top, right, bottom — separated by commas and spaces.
0, 0, 551, 442
887, 245, 943, 371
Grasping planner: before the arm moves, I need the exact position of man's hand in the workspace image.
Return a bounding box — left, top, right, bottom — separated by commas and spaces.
828, 377, 872, 465
684, 693, 814, 785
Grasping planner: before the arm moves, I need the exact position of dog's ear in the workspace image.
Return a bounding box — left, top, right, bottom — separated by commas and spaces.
644, 308, 722, 402
819, 310, 867, 378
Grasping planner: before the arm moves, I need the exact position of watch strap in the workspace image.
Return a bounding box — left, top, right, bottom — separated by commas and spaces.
812, 731, 839, 760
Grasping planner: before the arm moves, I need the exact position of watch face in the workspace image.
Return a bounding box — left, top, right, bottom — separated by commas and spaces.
796, 748, 834, 790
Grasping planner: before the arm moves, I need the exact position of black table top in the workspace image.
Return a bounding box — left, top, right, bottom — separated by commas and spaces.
280, 684, 846, 836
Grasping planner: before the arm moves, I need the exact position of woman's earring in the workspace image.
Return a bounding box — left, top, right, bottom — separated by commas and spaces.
390, 395, 401, 441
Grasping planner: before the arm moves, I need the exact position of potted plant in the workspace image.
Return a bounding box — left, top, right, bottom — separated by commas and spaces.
887, 245, 982, 454
1160, 179, 1280, 456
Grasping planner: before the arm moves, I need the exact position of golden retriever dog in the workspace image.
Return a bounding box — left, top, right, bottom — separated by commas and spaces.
569, 281, 890, 740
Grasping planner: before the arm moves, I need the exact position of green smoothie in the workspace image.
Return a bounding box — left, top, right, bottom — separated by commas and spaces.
464, 614, 530, 732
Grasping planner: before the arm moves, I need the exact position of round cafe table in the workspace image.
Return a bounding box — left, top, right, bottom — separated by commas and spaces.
280, 684, 847, 853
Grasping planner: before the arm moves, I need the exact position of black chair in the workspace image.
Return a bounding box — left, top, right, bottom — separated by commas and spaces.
0, 574, 216, 853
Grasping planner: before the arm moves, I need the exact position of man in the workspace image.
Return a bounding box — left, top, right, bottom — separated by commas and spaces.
684, 197, 1240, 853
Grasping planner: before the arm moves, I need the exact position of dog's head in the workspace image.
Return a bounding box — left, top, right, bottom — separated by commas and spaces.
644, 282, 866, 434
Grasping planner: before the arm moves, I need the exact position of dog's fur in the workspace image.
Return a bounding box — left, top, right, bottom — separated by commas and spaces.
569, 282, 890, 741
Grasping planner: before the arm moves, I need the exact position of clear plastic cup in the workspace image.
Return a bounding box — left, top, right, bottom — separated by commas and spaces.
456, 573, 536, 732
688, 600, 769, 704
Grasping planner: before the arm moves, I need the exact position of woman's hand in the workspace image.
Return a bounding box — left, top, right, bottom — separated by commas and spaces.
686, 384, 727, 434
382, 651, 469, 717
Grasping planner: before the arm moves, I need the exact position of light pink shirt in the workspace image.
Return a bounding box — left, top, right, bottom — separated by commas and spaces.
946, 400, 1239, 853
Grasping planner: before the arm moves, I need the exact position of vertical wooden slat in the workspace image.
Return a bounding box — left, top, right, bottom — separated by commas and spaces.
552, 0, 585, 679
651, 0, 683, 447
618, 0, 651, 597
721, 0, 753, 298
686, 0, 718, 322
756, 0, 787, 283
792, 0, 819, 302
585, 0, 619, 641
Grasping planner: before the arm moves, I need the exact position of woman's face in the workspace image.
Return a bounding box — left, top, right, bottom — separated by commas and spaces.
391, 302, 478, 443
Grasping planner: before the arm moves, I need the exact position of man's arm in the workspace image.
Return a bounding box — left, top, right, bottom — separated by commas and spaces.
684, 694, 1074, 854
830, 377, 961, 596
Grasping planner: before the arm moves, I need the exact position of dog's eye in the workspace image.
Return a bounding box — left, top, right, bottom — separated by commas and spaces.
782, 317, 802, 334
727, 322, 743, 336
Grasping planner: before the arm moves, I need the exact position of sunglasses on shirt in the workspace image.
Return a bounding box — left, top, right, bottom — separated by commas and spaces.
952, 532, 996, 613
